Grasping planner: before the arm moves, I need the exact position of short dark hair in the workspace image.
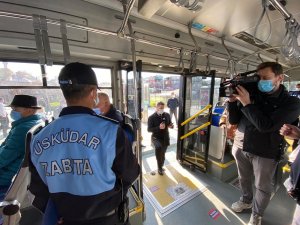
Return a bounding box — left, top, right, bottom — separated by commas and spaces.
257, 62, 283, 76
61, 84, 96, 101
156, 101, 165, 107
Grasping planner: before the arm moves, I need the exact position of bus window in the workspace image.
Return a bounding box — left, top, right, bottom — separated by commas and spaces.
45, 64, 64, 86
0, 61, 42, 86
92, 67, 112, 88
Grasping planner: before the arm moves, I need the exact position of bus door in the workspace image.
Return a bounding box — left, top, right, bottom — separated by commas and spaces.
177, 71, 216, 172
120, 60, 142, 119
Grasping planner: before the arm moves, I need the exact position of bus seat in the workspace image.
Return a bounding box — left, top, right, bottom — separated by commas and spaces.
0, 123, 45, 225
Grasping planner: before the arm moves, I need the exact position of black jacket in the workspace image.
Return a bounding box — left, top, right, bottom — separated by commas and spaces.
105, 104, 124, 123
147, 112, 172, 146
167, 98, 179, 110
228, 85, 300, 160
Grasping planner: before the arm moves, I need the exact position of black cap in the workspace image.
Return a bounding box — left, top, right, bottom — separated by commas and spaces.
8, 95, 42, 109
58, 62, 98, 87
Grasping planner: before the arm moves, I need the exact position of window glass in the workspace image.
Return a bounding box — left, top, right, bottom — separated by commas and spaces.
214, 78, 221, 105
0, 61, 42, 86
93, 67, 112, 87
0, 89, 64, 141
45, 65, 112, 88
46, 64, 64, 86
122, 70, 127, 113
284, 81, 300, 91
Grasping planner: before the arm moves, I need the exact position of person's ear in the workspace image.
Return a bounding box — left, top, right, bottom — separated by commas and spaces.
90, 88, 97, 99
277, 74, 284, 84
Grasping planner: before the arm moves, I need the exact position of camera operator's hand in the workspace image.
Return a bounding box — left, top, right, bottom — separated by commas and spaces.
233, 85, 251, 107
280, 124, 300, 140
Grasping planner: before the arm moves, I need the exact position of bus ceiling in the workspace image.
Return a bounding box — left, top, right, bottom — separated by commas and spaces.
0, 0, 299, 78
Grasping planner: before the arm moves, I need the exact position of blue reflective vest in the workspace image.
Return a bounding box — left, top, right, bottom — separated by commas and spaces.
31, 111, 119, 196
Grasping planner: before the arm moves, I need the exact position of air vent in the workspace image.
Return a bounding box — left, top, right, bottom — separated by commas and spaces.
233, 31, 280, 55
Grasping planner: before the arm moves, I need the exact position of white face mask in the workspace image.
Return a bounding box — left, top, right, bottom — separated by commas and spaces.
157, 109, 164, 115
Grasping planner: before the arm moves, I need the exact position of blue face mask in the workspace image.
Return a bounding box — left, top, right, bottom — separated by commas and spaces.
258, 80, 274, 93
93, 108, 101, 115
10, 110, 22, 121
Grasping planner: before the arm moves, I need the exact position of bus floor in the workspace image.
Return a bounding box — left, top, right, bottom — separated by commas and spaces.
142, 145, 296, 225
18, 145, 296, 225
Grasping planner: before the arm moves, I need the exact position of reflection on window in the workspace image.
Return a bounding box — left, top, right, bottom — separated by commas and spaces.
0, 61, 42, 86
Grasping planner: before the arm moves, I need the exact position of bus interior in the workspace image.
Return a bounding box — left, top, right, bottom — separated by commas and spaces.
0, 0, 300, 224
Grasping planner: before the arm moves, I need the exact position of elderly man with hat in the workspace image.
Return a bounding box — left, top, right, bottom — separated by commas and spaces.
0, 95, 42, 200
29, 62, 139, 225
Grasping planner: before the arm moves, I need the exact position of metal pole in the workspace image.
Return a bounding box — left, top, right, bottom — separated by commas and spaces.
40, 64, 47, 87
221, 37, 235, 63
0, 10, 285, 68
237, 46, 282, 64
0, 10, 242, 65
117, 0, 135, 37
122, 2, 143, 201
268, 0, 292, 20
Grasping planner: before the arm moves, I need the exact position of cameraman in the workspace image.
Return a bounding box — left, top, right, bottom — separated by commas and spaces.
228, 62, 300, 225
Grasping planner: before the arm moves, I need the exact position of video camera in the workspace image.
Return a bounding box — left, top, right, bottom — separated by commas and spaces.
219, 70, 260, 97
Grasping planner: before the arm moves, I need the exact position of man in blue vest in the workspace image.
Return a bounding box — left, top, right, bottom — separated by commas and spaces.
29, 62, 140, 225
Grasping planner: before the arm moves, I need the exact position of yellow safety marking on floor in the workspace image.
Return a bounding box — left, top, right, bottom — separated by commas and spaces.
143, 162, 207, 208
210, 159, 235, 169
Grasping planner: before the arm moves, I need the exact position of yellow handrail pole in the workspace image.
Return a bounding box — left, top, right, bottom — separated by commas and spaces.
180, 122, 211, 140
181, 104, 212, 126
